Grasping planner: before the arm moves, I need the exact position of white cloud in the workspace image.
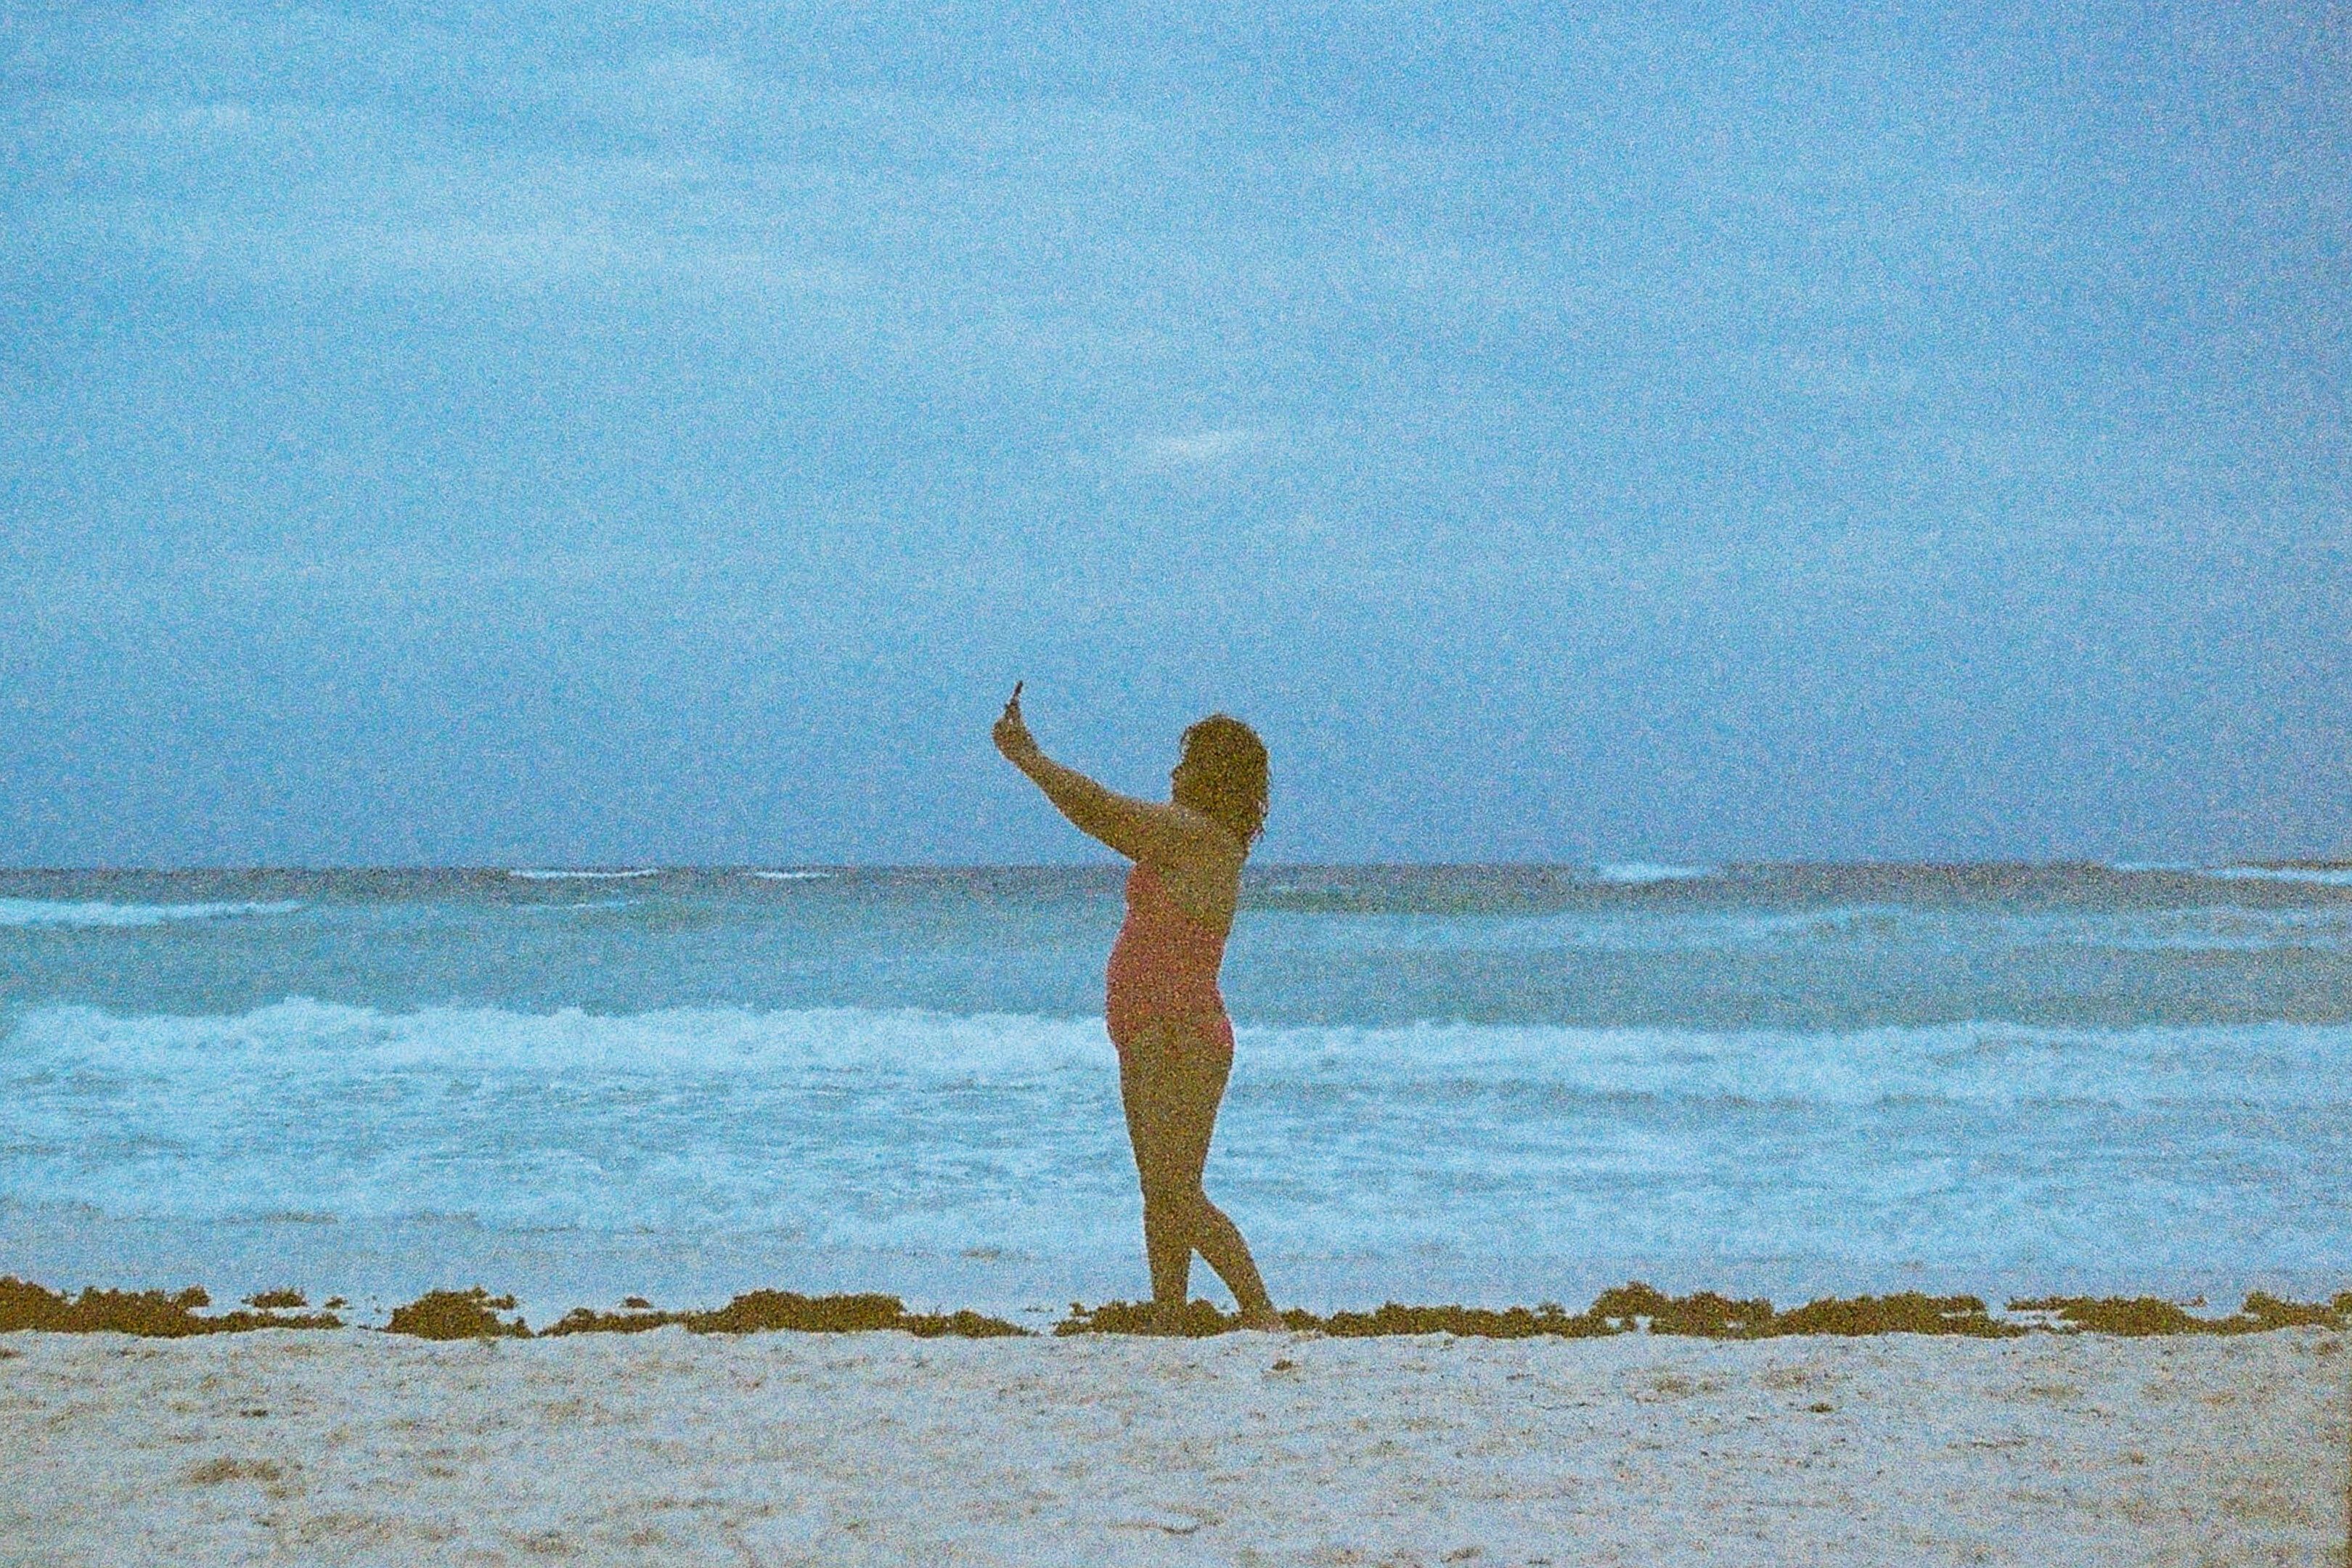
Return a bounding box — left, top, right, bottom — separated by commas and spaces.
1132, 427, 1267, 470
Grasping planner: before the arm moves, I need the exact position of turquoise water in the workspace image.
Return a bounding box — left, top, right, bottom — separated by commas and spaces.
1, 865, 2346, 1319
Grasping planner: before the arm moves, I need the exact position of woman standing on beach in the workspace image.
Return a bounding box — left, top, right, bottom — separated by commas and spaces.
993, 686, 1281, 1331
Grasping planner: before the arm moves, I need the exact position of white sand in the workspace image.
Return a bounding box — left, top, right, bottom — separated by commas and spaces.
1, 1326, 2344, 1567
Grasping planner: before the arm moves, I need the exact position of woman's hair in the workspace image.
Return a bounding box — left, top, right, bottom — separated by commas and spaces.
1175, 714, 1270, 846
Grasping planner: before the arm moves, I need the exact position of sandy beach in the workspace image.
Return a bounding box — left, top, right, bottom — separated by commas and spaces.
3, 1324, 2343, 1567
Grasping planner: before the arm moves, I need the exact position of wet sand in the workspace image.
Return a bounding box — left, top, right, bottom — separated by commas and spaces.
2, 1324, 2343, 1566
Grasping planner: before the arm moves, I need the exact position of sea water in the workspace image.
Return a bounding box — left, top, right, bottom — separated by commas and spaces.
1, 865, 2345, 1323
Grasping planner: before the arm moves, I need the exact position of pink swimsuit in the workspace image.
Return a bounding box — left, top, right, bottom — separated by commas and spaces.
1105, 863, 1236, 1058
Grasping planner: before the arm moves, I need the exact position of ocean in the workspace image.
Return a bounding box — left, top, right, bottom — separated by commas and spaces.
1, 863, 2345, 1325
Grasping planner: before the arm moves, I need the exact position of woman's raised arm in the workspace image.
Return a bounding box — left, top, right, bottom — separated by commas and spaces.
992, 687, 1227, 869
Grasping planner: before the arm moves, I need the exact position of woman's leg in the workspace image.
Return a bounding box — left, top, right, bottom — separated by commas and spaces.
1116, 1021, 1273, 1322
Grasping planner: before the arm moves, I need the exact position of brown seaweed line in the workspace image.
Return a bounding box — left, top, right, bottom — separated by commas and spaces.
4, 1275, 2345, 1342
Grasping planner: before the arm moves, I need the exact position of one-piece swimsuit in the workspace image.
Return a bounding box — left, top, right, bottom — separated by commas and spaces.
1104, 862, 1235, 1061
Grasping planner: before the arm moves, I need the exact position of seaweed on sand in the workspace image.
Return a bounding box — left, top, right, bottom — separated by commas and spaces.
687, 1289, 905, 1334
897, 1308, 1029, 1339
383, 1287, 528, 1340
0, 1277, 343, 1336
1588, 1285, 2016, 1338
539, 1290, 1029, 1339
1589, 1283, 1775, 1336
1053, 1297, 1222, 1335
2241, 1291, 2351, 1331
1318, 1302, 1619, 1339
1766, 1293, 2023, 1338
1050, 1283, 2136, 1340
1053, 1299, 1614, 1338
1054, 1299, 1335, 1336
1054, 1299, 1251, 1336
2008, 1292, 2349, 1336
9, 1274, 2340, 1344
538, 1304, 679, 1336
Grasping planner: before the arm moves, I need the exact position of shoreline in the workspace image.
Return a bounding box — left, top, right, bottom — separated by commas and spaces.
11, 1209, 2351, 1332
7, 1273, 2348, 1342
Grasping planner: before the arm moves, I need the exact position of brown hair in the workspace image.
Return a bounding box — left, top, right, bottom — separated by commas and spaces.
1175, 714, 1270, 846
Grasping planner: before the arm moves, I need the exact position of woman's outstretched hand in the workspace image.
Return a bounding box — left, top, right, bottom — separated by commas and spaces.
992, 681, 1040, 764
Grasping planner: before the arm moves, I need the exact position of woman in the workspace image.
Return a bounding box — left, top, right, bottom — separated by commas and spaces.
992, 685, 1280, 1331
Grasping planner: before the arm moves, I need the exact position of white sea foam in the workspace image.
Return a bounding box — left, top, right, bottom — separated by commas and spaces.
2006, 905, 2352, 953
507, 868, 662, 881
0, 1001, 1127, 1240
2, 1000, 2343, 1266
2204, 865, 2352, 887
748, 870, 833, 881
1237, 1016, 2349, 1109
0, 898, 302, 928
10, 1003, 2339, 1119
0, 1001, 1116, 1093
1593, 862, 1715, 885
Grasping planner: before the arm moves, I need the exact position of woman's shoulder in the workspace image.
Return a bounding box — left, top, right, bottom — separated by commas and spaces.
1169, 800, 1251, 865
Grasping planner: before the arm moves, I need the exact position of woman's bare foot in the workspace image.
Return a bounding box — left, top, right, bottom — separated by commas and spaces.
1238, 1306, 1283, 1332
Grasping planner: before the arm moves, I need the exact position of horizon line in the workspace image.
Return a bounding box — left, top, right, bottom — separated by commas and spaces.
4, 858, 2350, 875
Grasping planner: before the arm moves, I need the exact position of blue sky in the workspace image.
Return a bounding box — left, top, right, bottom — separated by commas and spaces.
2, 2, 2344, 865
